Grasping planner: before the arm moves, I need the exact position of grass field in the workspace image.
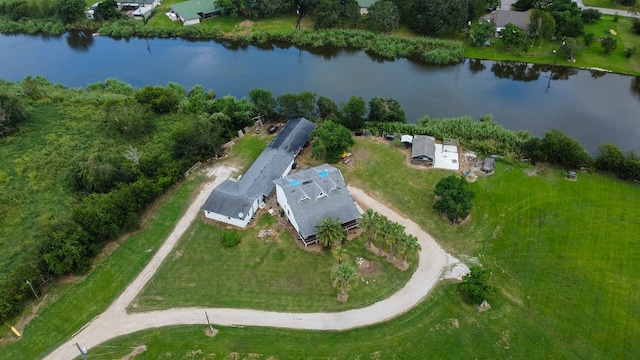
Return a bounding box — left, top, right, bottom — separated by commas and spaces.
64, 137, 640, 359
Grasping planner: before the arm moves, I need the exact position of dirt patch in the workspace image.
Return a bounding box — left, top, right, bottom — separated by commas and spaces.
525, 167, 537, 176
174, 250, 183, 259
239, 20, 254, 29
358, 260, 382, 276
205, 327, 219, 337
122, 344, 147, 360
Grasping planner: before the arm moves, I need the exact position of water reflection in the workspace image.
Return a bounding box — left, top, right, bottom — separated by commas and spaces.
468, 58, 486, 73
65, 30, 94, 52
490, 61, 581, 81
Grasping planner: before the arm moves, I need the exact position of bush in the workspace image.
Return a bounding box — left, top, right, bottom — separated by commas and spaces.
581, 9, 601, 23
626, 46, 636, 58
222, 230, 241, 247
632, 19, 640, 35
583, 32, 595, 46
433, 175, 474, 222
461, 266, 496, 304
600, 36, 617, 55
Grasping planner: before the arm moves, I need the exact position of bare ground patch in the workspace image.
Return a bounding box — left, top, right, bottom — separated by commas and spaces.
122, 344, 147, 360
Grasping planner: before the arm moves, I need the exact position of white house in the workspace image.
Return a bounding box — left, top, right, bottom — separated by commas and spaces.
274, 164, 360, 246
202, 118, 317, 228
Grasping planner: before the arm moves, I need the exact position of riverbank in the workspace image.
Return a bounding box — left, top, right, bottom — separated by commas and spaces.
2, 10, 640, 74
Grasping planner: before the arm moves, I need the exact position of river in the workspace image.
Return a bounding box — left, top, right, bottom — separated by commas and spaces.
1, 32, 639, 154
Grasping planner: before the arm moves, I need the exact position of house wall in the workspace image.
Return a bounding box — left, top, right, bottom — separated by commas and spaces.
275, 186, 301, 235
183, 18, 200, 26
203, 210, 250, 228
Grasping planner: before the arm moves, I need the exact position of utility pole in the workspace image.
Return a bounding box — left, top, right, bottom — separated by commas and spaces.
74, 343, 88, 360
205, 311, 215, 333
25, 280, 38, 300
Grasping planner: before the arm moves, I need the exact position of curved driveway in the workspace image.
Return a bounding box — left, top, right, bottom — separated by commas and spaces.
44, 166, 465, 360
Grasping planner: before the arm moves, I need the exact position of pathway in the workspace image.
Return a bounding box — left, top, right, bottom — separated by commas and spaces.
43, 166, 467, 360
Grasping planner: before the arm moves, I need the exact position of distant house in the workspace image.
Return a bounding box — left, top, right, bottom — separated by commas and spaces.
357, 0, 376, 14
85, 2, 100, 19
202, 118, 316, 228
411, 135, 436, 166
274, 164, 360, 246
482, 157, 496, 173
170, 0, 221, 26
116, 0, 160, 11
480, 10, 531, 37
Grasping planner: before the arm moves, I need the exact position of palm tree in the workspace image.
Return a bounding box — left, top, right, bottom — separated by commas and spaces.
359, 209, 377, 248
332, 246, 348, 264
377, 216, 392, 256
316, 217, 346, 248
399, 234, 421, 267
387, 221, 405, 261
331, 262, 359, 301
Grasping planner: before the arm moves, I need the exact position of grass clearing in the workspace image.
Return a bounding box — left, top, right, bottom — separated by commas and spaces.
133, 214, 414, 312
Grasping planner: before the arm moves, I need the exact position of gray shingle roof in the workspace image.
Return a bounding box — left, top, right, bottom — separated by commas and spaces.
411, 135, 436, 160
274, 164, 360, 239
203, 118, 316, 220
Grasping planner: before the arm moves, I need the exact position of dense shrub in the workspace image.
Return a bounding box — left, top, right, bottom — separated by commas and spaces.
222, 230, 242, 247
461, 266, 496, 304
632, 19, 640, 35
433, 175, 474, 222
135, 85, 181, 114
581, 9, 601, 23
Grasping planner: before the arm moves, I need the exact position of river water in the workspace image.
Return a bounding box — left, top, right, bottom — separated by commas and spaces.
1, 32, 639, 154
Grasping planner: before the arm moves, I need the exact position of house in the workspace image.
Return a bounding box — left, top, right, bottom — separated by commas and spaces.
482, 157, 496, 173
357, 0, 376, 14
85, 2, 100, 19
480, 10, 531, 37
202, 118, 316, 228
411, 135, 436, 166
274, 164, 360, 246
170, 0, 221, 26
116, 0, 160, 11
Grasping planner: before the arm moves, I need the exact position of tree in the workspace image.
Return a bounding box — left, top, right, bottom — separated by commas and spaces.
54, 0, 85, 23
581, 8, 601, 23
386, 221, 405, 260
600, 36, 617, 55
332, 246, 348, 264
135, 86, 181, 114
314, 0, 360, 29
367, 97, 406, 124
559, 37, 584, 62
398, 0, 468, 36
433, 175, 475, 222
619, 0, 637, 6
316, 217, 346, 248
0, 93, 29, 137
94, 0, 121, 21
528, 9, 556, 48
216, 0, 245, 16
367, 0, 400, 33
39, 219, 91, 275
172, 116, 227, 162
316, 96, 340, 120
276, 92, 317, 120
341, 96, 366, 130
248, 88, 277, 120
310, 120, 355, 163
397, 234, 420, 268
461, 266, 496, 304
540, 129, 592, 168
500, 23, 526, 51
331, 262, 358, 301
471, 20, 495, 47
359, 209, 378, 248
104, 99, 154, 137
548, 0, 583, 37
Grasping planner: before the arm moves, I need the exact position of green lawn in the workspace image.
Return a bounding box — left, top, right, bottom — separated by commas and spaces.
133, 214, 414, 312
94, 137, 640, 359
464, 14, 640, 75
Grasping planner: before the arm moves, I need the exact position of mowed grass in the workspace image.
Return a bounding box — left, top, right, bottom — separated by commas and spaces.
133, 214, 414, 312
98, 137, 639, 358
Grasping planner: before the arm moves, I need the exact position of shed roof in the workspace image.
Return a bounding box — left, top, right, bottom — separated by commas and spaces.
411, 135, 436, 160
481, 10, 531, 31
203, 118, 316, 220
274, 165, 360, 239
171, 0, 220, 21
357, 0, 376, 8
